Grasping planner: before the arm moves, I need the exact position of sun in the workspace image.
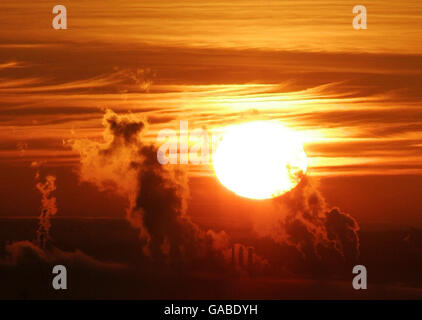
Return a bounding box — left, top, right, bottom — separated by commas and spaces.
212, 121, 307, 200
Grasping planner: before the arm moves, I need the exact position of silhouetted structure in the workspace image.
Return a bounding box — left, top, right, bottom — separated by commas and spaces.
232, 244, 254, 273
239, 246, 244, 267
231, 244, 235, 265
248, 247, 254, 269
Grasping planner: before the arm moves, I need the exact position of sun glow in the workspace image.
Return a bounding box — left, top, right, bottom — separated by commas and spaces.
213, 121, 307, 200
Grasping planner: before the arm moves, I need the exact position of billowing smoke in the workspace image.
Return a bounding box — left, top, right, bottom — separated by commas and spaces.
68, 110, 232, 267
69, 109, 356, 274
0, 160, 129, 291
253, 176, 360, 268
35, 175, 58, 249
30, 161, 58, 249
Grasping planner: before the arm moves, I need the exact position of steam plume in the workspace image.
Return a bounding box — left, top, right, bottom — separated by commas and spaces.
35, 175, 58, 249
253, 176, 360, 265
68, 110, 232, 266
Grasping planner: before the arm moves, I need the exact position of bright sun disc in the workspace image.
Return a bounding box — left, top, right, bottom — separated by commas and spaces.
213, 121, 307, 200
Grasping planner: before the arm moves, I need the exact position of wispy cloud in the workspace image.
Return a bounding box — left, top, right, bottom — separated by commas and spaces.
0, 2, 421, 176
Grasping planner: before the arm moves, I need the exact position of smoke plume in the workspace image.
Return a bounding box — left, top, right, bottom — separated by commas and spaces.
69, 109, 358, 274
253, 176, 360, 267
30, 161, 58, 249
68, 110, 232, 267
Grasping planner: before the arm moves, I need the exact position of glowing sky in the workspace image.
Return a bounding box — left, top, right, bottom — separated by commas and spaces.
0, 0, 421, 211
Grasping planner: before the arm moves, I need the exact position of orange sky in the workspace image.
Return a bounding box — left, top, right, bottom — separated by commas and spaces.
0, 0, 422, 224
